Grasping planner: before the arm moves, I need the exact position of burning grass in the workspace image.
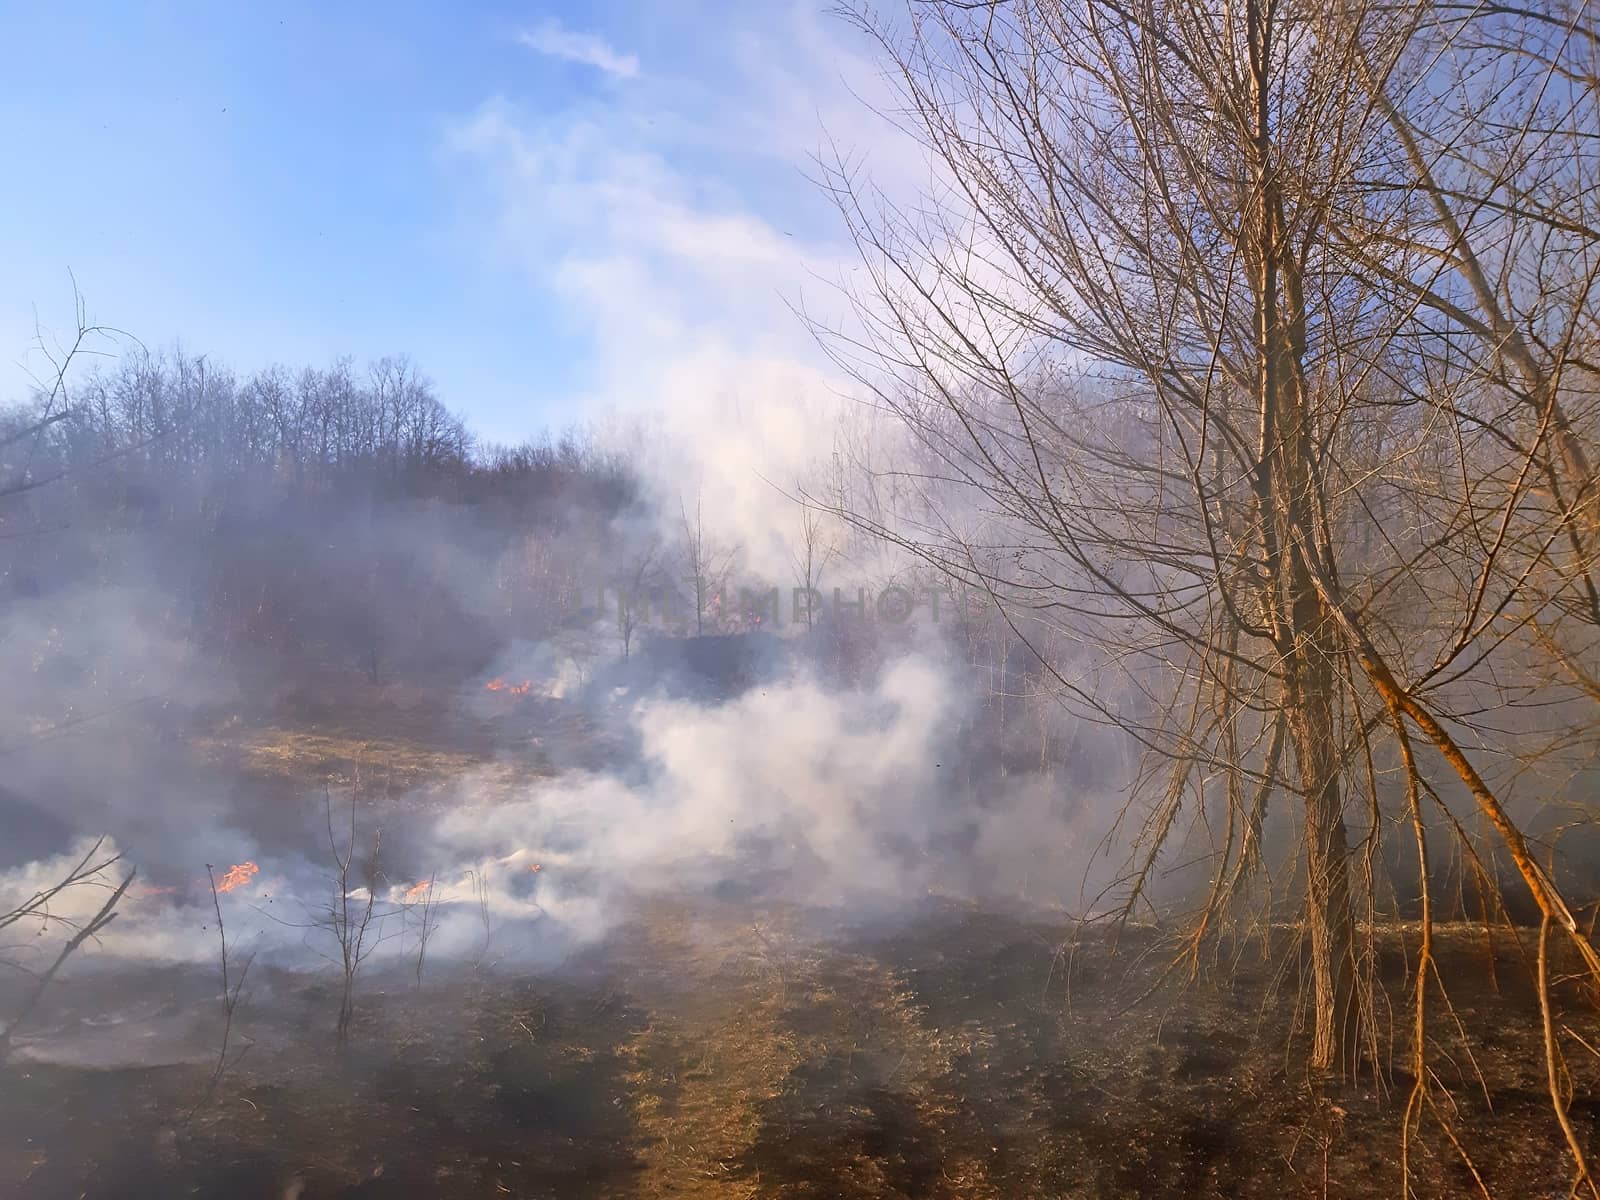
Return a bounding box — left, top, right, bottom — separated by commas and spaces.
7, 697, 1596, 1197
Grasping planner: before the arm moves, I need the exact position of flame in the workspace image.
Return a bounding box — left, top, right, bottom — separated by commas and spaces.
528, 863, 542, 873
215, 861, 260, 894
404, 879, 433, 900
485, 677, 532, 696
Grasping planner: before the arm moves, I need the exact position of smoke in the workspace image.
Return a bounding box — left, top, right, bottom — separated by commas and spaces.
442, 5, 932, 587
439, 653, 969, 923
0, 641, 1114, 981
2, 47, 1131, 1032
0, 569, 248, 871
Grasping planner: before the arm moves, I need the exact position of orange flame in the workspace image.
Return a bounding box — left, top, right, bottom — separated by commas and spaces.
485, 678, 532, 696
215, 861, 260, 894
404, 879, 433, 900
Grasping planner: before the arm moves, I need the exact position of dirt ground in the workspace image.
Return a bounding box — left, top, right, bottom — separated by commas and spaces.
2, 905, 1596, 1200
4, 678, 1597, 1199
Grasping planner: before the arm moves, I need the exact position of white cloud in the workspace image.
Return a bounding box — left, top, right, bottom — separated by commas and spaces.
516, 19, 639, 79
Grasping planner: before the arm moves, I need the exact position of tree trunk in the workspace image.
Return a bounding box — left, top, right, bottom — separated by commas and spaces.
1290, 649, 1360, 1072
1246, 0, 1360, 1073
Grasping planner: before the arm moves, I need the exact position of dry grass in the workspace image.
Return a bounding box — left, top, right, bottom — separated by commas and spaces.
194, 728, 485, 788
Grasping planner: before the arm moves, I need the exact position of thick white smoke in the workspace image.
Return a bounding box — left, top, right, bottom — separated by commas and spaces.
0, 651, 1101, 977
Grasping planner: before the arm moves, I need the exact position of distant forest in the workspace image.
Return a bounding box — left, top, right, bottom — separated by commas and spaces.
1, 347, 649, 687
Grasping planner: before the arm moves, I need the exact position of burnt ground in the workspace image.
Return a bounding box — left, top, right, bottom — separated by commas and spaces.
2, 909, 1597, 1200
3, 676, 1598, 1198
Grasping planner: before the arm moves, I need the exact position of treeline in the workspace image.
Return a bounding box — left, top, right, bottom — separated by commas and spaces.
71, 353, 469, 479
1, 347, 641, 689
8, 347, 637, 503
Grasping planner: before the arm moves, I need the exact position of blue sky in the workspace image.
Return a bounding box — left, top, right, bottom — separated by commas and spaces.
1, 2, 893, 444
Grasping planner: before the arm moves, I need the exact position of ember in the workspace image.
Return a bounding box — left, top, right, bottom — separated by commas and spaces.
484, 677, 532, 696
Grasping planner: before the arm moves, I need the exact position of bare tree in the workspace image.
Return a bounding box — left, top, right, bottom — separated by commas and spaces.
0, 287, 132, 501
0, 842, 134, 1058
614, 536, 665, 660
0, 296, 144, 1061
470, 868, 493, 971
789, 500, 838, 630
677, 491, 739, 636
824, 0, 1600, 1132
402, 872, 440, 991
320, 786, 385, 1047
189, 864, 255, 1117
